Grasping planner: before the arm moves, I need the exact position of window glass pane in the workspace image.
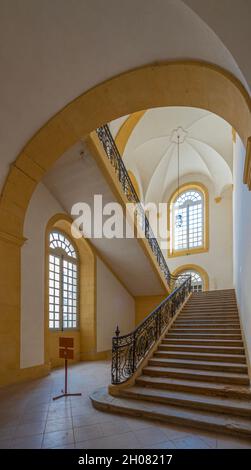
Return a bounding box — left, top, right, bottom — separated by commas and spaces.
48, 254, 60, 329
173, 189, 204, 251
61, 258, 78, 329
49, 232, 78, 330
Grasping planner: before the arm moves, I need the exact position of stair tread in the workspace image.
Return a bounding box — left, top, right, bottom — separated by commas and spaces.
156, 350, 246, 360
144, 365, 249, 379
123, 386, 251, 412
168, 333, 242, 336
91, 388, 251, 437
149, 357, 247, 369
161, 345, 244, 350
136, 375, 251, 396
171, 328, 240, 332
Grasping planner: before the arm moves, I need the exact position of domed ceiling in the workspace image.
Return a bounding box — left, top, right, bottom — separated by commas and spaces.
109, 107, 233, 203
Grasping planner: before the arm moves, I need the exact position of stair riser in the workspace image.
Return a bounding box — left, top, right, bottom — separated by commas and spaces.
180, 311, 238, 315
171, 329, 240, 334
91, 398, 251, 439
120, 390, 251, 418
175, 320, 240, 325
143, 369, 250, 385
180, 314, 238, 317
136, 378, 251, 400
173, 322, 240, 331
154, 352, 246, 363
182, 310, 238, 315
148, 360, 247, 374
159, 345, 245, 354
163, 340, 243, 346
183, 304, 237, 308
168, 334, 242, 339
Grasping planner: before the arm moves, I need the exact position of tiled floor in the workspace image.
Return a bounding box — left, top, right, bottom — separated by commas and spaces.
0, 360, 251, 449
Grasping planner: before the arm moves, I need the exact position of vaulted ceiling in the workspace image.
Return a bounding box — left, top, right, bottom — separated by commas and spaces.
109, 107, 233, 202
0, 0, 250, 192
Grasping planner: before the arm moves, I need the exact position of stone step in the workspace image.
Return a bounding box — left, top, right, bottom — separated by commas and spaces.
120, 386, 251, 417
163, 338, 243, 346
182, 308, 238, 314
159, 344, 245, 355
180, 310, 238, 314
176, 318, 240, 323
184, 300, 238, 311
171, 328, 240, 334
148, 357, 248, 374
154, 350, 246, 363
91, 388, 251, 439
168, 333, 242, 339
180, 312, 238, 316
135, 375, 251, 400
143, 365, 250, 385
184, 299, 237, 310
179, 315, 239, 324
174, 324, 240, 329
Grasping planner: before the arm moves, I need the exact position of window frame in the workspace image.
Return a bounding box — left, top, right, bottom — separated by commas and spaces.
48, 230, 80, 331
168, 183, 209, 258
176, 270, 204, 292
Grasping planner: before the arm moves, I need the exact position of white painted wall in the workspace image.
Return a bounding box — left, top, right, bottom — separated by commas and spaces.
21, 182, 135, 367
233, 135, 251, 365
164, 174, 233, 290
0, 0, 248, 191
96, 258, 135, 352
21, 183, 65, 368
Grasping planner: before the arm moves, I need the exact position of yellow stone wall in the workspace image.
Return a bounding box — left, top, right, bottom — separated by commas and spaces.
135, 295, 166, 325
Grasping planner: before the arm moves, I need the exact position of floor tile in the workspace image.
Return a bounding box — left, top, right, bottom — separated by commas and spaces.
0, 439, 13, 449
135, 427, 168, 447
74, 424, 103, 443
172, 435, 212, 449
43, 429, 74, 448
15, 421, 46, 438
76, 431, 140, 449
100, 420, 131, 437
45, 417, 73, 433
12, 435, 43, 449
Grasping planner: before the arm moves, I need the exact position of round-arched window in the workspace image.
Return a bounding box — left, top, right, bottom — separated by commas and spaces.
177, 270, 203, 292
48, 230, 79, 330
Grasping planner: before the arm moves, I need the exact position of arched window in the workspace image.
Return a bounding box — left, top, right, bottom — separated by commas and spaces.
48, 230, 79, 330
168, 184, 208, 257
176, 270, 203, 292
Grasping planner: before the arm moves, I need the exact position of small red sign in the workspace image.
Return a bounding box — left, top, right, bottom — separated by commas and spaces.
59, 337, 74, 349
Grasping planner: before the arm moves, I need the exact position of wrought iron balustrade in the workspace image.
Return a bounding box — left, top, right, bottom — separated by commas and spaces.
111, 275, 191, 384
96, 124, 171, 285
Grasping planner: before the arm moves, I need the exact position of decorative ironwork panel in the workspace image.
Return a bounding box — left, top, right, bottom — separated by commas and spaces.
111, 275, 191, 384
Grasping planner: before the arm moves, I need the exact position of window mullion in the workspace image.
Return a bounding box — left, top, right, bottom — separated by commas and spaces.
60, 255, 64, 331
187, 205, 189, 249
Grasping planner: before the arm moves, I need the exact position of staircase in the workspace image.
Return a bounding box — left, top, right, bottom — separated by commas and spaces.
91, 290, 251, 438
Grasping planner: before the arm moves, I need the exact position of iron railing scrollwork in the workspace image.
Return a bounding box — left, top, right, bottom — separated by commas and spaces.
111, 275, 191, 384
96, 124, 171, 285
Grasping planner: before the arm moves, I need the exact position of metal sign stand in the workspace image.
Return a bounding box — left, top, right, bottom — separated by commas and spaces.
53, 337, 82, 400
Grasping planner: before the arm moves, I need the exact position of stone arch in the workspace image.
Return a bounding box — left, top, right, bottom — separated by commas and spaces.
0, 60, 250, 384
45, 213, 97, 367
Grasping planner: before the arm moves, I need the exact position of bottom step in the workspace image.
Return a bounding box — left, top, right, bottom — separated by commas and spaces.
91, 387, 251, 439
